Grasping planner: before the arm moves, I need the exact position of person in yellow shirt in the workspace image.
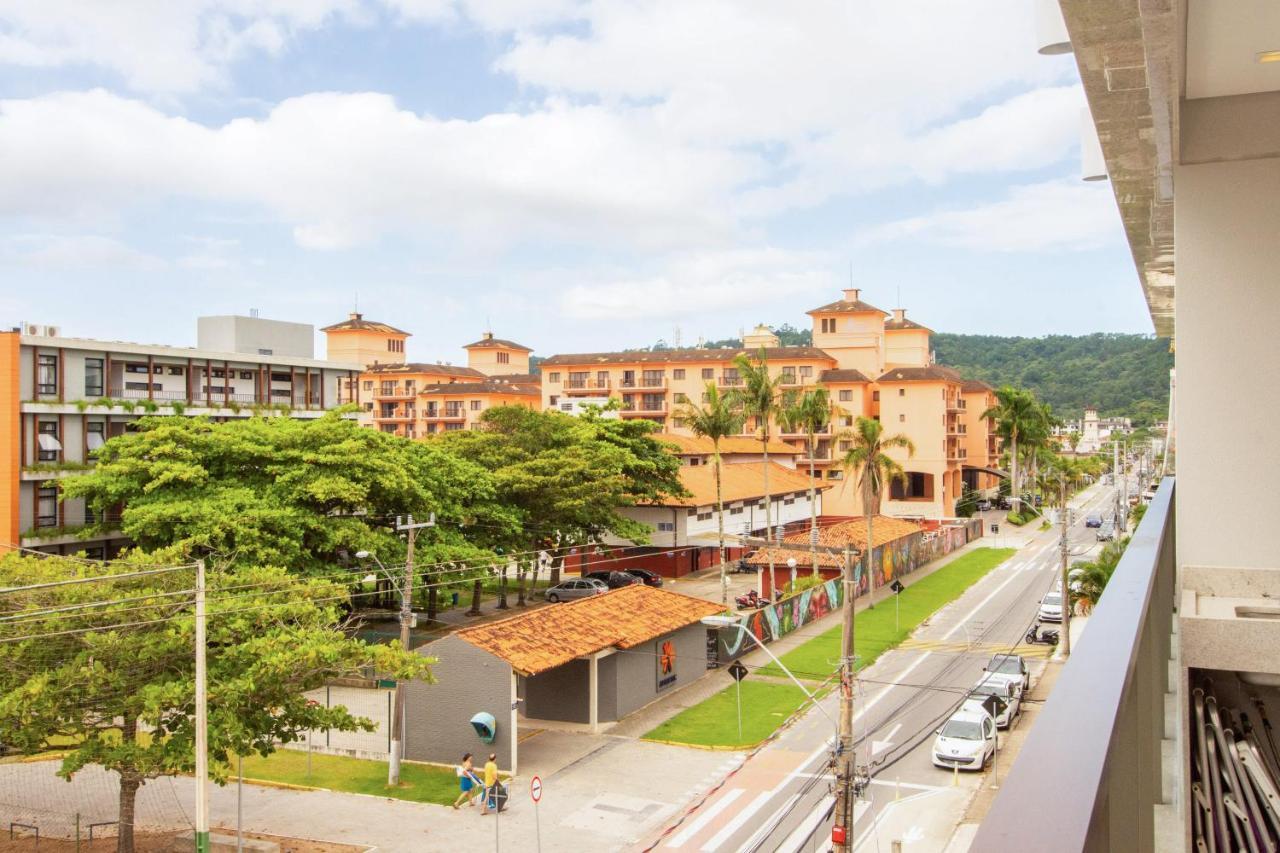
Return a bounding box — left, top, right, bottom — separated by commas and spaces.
480, 753, 499, 815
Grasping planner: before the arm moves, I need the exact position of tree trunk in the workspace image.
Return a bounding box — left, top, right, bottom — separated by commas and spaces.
714, 439, 726, 605
426, 585, 438, 623
550, 556, 562, 586
468, 578, 483, 616
763, 435, 775, 600
864, 476, 876, 608
1010, 435, 1020, 512
496, 563, 509, 610
516, 559, 528, 607
116, 716, 140, 853
808, 430, 818, 577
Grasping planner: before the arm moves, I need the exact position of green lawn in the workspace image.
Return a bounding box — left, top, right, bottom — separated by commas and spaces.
760, 547, 1016, 681
239, 748, 461, 806
642, 680, 818, 749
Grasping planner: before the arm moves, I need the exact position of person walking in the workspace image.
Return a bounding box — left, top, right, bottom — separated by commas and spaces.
480, 752, 499, 815
452, 753, 480, 809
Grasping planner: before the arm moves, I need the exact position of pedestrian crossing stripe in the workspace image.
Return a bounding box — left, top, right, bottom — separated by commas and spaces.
895, 639, 1055, 658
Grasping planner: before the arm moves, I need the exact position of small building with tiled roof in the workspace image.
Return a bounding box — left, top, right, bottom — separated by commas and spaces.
806, 288, 889, 316
322, 312, 411, 369
655, 432, 800, 461
960, 378, 995, 393
464, 331, 534, 377
877, 365, 963, 383
539, 346, 833, 366
405, 585, 725, 772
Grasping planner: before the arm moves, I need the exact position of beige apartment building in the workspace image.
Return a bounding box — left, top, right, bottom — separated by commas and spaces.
540, 288, 1002, 518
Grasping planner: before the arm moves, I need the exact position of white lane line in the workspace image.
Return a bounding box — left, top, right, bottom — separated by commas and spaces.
700, 790, 774, 851
852, 788, 949, 850
738, 792, 802, 853
665, 788, 743, 848
870, 722, 902, 756
777, 794, 836, 853
941, 560, 1040, 641
867, 778, 944, 792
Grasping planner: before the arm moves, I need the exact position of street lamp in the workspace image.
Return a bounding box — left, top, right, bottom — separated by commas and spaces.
356, 549, 412, 786
786, 557, 798, 591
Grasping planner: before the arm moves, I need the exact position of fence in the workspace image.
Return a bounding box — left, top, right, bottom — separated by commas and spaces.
289, 684, 395, 760
716, 577, 844, 660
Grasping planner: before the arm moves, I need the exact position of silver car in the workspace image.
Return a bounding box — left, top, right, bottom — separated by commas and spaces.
544, 578, 608, 603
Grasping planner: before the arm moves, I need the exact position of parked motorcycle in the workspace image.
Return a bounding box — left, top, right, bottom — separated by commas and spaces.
735, 590, 764, 610
1025, 622, 1059, 645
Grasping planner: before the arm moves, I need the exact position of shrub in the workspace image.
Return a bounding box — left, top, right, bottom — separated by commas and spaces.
170, 401, 185, 416
781, 573, 826, 597
1005, 511, 1031, 527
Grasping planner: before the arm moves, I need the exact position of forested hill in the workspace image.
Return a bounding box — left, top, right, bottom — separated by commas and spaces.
931, 333, 1172, 424
613, 328, 1171, 425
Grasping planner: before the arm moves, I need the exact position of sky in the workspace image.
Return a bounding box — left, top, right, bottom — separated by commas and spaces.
0, 1, 1156, 364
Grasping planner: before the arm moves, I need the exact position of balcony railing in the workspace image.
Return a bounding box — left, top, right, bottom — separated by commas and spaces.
564, 378, 612, 393
971, 478, 1175, 853
422, 410, 466, 421
718, 375, 744, 387
619, 377, 667, 389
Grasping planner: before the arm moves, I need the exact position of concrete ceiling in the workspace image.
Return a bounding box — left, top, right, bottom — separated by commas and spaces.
1185, 0, 1280, 99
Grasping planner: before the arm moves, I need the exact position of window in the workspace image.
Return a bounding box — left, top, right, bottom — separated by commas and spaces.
889, 472, 933, 500
37, 421, 60, 461
722, 368, 740, 384
445, 422, 464, 431
380, 424, 398, 433
125, 363, 149, 374
873, 390, 880, 401
380, 381, 395, 395
548, 372, 561, 383
201, 385, 231, 395
827, 470, 843, 480
404, 380, 415, 392
239, 370, 252, 380
642, 369, 664, 386
701, 392, 710, 403
820, 318, 836, 333
673, 369, 685, 380
657, 522, 675, 532
672, 417, 685, 429
597, 371, 609, 385
470, 400, 482, 411
426, 423, 437, 434
497, 351, 510, 364
37, 486, 58, 527
701, 368, 714, 380
386, 339, 404, 353
37, 354, 58, 395
838, 390, 853, 402
899, 414, 906, 422
212, 369, 225, 378
271, 372, 291, 383
152, 364, 163, 375
674, 393, 688, 404
549, 395, 559, 406
364, 402, 373, 411
899, 388, 906, 396
362, 380, 374, 391
729, 504, 743, 515
86, 421, 105, 452
697, 511, 713, 521
781, 366, 796, 382
125, 381, 160, 392
783, 497, 795, 506
258, 348, 274, 356
84, 358, 104, 397
799, 366, 813, 378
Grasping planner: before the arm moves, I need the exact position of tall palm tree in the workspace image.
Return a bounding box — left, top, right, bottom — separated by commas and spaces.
779, 388, 834, 577
733, 349, 785, 598
676, 383, 745, 604
982, 387, 1043, 516
840, 416, 915, 598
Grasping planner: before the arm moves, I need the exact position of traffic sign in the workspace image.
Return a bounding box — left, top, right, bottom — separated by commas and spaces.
728, 660, 749, 682
890, 579, 905, 594
530, 775, 543, 803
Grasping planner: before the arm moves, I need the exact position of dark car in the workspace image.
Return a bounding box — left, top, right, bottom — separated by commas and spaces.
583, 570, 644, 589
996, 496, 1012, 511
1084, 514, 1103, 528
622, 568, 663, 587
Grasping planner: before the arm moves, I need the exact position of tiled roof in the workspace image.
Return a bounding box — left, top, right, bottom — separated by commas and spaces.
655, 433, 800, 457
806, 299, 888, 316
877, 366, 963, 383
419, 380, 540, 396
540, 347, 835, 366
884, 317, 933, 333
489, 373, 540, 383
464, 337, 532, 352
663, 461, 828, 508
819, 369, 872, 384
746, 515, 923, 567
320, 313, 410, 335
454, 585, 724, 676
960, 379, 995, 393
364, 362, 487, 379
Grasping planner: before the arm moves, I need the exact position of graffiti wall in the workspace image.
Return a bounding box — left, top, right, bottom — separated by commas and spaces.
718, 578, 843, 660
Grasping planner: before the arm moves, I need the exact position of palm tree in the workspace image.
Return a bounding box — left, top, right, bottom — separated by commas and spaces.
840, 416, 915, 599
1069, 537, 1129, 613
733, 349, 785, 598
779, 388, 834, 577
982, 387, 1043, 516
676, 383, 745, 604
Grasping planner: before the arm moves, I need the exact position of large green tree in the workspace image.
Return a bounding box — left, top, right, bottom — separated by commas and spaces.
779, 388, 835, 578
840, 417, 914, 597
0, 551, 428, 853
982, 387, 1046, 516
733, 350, 785, 598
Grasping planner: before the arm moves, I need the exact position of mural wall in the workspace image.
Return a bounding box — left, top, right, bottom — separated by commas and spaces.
718, 578, 843, 660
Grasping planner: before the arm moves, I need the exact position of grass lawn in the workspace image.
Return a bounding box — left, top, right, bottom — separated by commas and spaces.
760, 547, 1017, 682
641, 680, 817, 749
238, 749, 461, 806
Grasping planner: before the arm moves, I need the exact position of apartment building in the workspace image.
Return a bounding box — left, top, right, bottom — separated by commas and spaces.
0, 316, 362, 558
322, 321, 540, 437
541, 288, 1002, 518
974, 2, 1279, 851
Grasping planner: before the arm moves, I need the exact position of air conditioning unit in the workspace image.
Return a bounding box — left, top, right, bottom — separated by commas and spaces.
22, 323, 43, 336
44, 325, 59, 338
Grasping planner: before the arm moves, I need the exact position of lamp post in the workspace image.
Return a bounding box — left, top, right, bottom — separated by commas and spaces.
786, 557, 798, 593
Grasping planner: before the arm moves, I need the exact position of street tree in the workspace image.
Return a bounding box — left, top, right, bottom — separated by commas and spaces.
982, 387, 1046, 516
675, 383, 745, 603
779, 388, 835, 577
733, 349, 785, 598
0, 551, 428, 853
840, 416, 915, 598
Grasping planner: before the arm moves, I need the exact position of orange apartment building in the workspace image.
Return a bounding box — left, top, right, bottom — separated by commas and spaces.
321, 315, 540, 437
540, 288, 1002, 518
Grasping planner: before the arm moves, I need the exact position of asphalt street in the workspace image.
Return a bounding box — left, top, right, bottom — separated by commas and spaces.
640, 484, 1121, 853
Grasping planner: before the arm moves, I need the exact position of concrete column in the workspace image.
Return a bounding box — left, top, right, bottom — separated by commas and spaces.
589, 654, 599, 734
510, 670, 519, 775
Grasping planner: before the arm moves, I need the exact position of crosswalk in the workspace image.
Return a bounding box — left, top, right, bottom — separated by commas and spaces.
895, 638, 1055, 659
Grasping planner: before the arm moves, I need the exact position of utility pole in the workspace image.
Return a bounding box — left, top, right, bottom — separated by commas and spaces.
389, 513, 434, 787
833, 544, 857, 851
195, 559, 209, 853
1058, 478, 1071, 657
1113, 440, 1123, 533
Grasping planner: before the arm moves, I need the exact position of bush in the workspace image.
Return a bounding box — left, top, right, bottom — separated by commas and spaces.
781, 573, 826, 597
1005, 511, 1031, 526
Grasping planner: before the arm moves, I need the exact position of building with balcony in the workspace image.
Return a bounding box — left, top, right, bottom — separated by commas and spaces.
973, 2, 1278, 851
0, 316, 362, 559
541, 288, 1001, 519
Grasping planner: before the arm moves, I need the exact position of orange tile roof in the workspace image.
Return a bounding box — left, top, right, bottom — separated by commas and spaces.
453, 585, 724, 676
664, 460, 828, 508
746, 515, 923, 567
321, 313, 410, 335
655, 433, 800, 457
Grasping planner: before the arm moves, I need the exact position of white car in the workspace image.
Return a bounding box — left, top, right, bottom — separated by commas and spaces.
1038, 591, 1064, 622
932, 709, 997, 771
969, 674, 1022, 728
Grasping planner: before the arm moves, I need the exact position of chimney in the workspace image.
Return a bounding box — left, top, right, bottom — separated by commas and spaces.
483, 331, 494, 341
892, 308, 905, 323
349, 312, 362, 321
842, 288, 860, 302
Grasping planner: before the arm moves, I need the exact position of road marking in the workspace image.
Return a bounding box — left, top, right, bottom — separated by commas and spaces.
871, 723, 901, 756
700, 790, 774, 851
942, 559, 1042, 641
777, 794, 836, 853
852, 788, 948, 850
664, 788, 743, 848
738, 792, 802, 853
867, 778, 943, 792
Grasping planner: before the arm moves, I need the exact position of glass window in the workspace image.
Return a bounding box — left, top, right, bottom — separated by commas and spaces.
497, 352, 510, 364
799, 366, 813, 378
838, 390, 853, 401
470, 400, 482, 411
86, 421, 106, 452
701, 368, 714, 379
362, 380, 374, 391
548, 372, 560, 383
84, 357, 104, 397
37, 354, 57, 395
673, 369, 685, 380
37, 421, 60, 461
37, 486, 58, 527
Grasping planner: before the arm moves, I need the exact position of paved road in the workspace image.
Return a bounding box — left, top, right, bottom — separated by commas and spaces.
638, 486, 1119, 853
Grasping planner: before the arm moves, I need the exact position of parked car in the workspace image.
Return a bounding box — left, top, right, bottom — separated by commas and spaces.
543, 578, 608, 603
996, 496, 1012, 511
985, 653, 1030, 692
622, 568, 663, 587
976, 499, 993, 512
583, 570, 644, 589
1038, 591, 1064, 622
970, 675, 1023, 728
1084, 513, 1103, 528
932, 708, 997, 771
1096, 520, 1116, 541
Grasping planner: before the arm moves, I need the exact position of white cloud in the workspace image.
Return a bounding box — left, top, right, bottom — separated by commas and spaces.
855, 179, 1122, 253
559, 248, 832, 321
5, 234, 167, 270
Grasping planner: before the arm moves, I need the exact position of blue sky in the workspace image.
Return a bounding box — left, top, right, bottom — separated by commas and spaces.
0, 1, 1154, 363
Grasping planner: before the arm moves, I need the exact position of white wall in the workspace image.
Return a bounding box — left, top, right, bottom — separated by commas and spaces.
1175, 156, 1280, 569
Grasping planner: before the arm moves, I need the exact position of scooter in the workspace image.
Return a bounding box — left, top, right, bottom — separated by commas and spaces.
735, 590, 764, 610
1025, 622, 1059, 645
